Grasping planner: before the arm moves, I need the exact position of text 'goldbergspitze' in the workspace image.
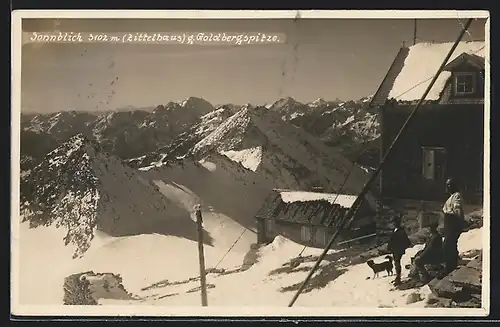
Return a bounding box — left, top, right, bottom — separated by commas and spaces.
26, 32, 286, 45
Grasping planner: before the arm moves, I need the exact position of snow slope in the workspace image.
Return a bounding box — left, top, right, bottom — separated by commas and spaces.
95, 227, 483, 308
191, 105, 254, 155
130, 105, 376, 254
141, 157, 275, 235
220, 146, 263, 172
134, 105, 370, 204
126, 107, 233, 169
18, 149, 266, 304
15, 136, 484, 310
17, 142, 258, 304
20, 134, 203, 258
189, 106, 370, 195
17, 222, 244, 305
388, 41, 485, 101
128, 105, 375, 256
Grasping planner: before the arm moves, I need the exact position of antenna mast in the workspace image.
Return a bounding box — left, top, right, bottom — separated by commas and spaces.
413, 19, 417, 45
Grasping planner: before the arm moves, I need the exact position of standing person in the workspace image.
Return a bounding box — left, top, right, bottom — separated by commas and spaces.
387, 215, 412, 286
442, 178, 466, 274
413, 221, 443, 284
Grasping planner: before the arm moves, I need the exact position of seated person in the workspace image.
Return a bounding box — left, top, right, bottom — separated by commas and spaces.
412, 221, 443, 283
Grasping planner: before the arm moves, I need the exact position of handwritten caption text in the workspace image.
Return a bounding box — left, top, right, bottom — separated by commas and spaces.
25, 32, 286, 45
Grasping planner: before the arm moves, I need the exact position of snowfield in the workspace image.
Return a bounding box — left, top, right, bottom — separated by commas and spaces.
220, 146, 263, 172
16, 213, 484, 310
120, 227, 482, 308
17, 221, 247, 305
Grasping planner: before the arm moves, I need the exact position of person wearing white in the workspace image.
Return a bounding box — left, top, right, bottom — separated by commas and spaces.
442, 178, 466, 274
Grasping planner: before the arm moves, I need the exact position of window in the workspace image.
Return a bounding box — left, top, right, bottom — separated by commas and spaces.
422, 147, 447, 181
300, 226, 312, 242
454, 72, 476, 96
314, 227, 327, 246
265, 220, 275, 237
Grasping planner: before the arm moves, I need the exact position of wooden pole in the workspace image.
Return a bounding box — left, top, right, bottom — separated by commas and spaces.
195, 205, 208, 306
287, 18, 474, 307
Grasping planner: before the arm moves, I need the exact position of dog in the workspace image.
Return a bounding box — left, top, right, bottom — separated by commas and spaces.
366, 255, 394, 279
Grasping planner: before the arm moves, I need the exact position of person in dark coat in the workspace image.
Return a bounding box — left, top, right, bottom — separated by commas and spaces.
442, 178, 466, 274
387, 215, 412, 286
413, 221, 443, 283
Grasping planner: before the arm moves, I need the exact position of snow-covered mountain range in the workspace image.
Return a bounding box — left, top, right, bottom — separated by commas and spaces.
20, 97, 216, 168
287, 96, 380, 169
19, 95, 378, 255
19, 96, 377, 264
21, 96, 380, 171
130, 104, 370, 195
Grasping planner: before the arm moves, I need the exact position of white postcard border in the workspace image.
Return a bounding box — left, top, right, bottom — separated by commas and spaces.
10, 9, 491, 317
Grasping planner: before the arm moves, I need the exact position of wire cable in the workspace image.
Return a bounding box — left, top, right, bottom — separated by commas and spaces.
213, 228, 248, 270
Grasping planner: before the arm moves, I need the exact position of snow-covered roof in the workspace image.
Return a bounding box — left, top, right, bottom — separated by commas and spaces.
278, 190, 357, 208
255, 189, 370, 227
373, 41, 485, 104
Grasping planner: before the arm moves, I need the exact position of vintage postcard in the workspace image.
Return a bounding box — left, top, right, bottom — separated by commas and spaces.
11, 10, 490, 317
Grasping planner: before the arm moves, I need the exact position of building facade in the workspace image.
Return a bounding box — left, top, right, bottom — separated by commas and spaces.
371, 42, 485, 204
255, 189, 376, 247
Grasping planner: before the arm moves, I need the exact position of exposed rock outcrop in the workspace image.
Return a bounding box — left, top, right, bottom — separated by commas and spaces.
63, 271, 133, 305
425, 252, 482, 308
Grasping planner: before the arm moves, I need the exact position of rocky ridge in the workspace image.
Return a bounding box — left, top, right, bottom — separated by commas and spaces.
20, 134, 209, 258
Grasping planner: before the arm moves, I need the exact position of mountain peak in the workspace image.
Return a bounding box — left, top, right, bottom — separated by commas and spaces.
180, 97, 215, 115
277, 96, 300, 105
181, 96, 207, 106
191, 106, 253, 156
152, 103, 181, 114
43, 133, 96, 170
21, 135, 102, 239
310, 98, 328, 107
268, 97, 310, 121
271, 96, 306, 108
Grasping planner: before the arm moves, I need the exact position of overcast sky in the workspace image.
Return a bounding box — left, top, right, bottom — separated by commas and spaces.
20, 17, 486, 113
